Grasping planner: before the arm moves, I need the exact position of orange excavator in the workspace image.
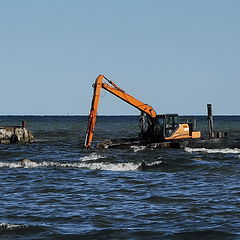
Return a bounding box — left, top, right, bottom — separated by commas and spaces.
84, 75, 201, 148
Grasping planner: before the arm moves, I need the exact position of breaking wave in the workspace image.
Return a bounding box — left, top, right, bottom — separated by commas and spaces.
0, 158, 149, 172
185, 147, 240, 154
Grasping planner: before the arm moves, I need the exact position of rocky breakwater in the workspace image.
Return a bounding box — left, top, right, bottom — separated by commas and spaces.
0, 121, 34, 144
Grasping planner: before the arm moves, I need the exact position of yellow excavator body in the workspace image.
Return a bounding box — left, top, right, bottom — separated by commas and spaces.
165, 123, 201, 140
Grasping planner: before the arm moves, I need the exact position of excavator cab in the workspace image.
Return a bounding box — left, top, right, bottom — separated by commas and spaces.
138, 113, 201, 142
139, 113, 180, 141
159, 114, 179, 138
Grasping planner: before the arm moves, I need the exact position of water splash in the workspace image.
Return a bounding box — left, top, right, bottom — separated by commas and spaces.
131, 145, 146, 153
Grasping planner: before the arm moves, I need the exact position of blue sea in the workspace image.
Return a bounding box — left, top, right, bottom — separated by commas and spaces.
0, 115, 240, 240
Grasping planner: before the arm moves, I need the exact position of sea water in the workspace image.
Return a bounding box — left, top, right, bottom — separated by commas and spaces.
0, 115, 239, 240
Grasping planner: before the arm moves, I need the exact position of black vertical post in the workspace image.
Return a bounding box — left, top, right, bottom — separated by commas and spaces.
22, 121, 27, 128
207, 104, 214, 138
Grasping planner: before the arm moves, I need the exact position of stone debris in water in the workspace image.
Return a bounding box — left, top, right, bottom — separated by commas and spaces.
0, 122, 34, 144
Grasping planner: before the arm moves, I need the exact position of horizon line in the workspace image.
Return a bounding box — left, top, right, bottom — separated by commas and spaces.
0, 114, 240, 117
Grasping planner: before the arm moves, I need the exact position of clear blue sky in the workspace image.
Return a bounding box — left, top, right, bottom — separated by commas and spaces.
0, 0, 239, 115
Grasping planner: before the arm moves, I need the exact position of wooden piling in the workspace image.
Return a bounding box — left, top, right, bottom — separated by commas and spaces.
22, 121, 27, 128
207, 104, 214, 138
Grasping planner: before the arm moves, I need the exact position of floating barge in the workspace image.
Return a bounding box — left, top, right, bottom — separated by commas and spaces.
0, 121, 34, 144
95, 104, 231, 149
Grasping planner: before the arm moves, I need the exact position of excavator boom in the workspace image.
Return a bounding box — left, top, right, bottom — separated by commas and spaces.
84, 75, 103, 148
84, 75, 157, 148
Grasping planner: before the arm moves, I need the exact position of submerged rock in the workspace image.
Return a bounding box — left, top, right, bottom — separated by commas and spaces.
97, 139, 113, 148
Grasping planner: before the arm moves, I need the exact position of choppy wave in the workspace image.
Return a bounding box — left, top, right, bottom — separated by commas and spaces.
171, 229, 236, 240
185, 147, 240, 154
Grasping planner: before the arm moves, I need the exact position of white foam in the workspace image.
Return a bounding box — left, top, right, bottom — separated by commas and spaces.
131, 145, 146, 153
79, 162, 140, 171
80, 153, 105, 162
145, 160, 163, 166
185, 147, 240, 154
0, 159, 38, 168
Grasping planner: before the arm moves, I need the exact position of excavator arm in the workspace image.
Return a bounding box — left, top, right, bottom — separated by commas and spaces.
84, 75, 157, 148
